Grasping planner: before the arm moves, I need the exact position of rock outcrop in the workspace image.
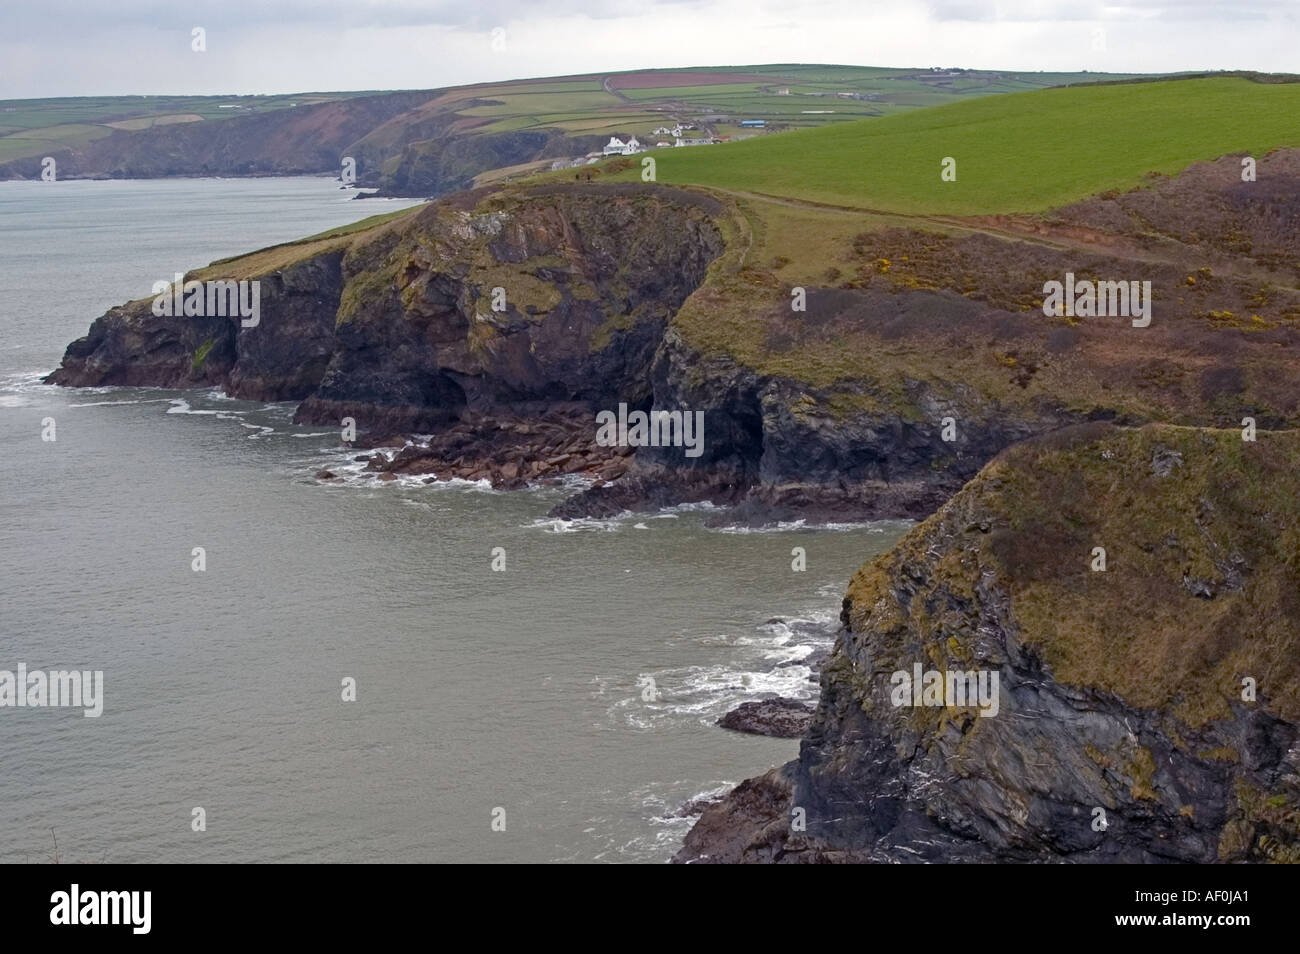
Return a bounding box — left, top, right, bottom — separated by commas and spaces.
48, 184, 724, 422
717, 698, 816, 738
677, 424, 1300, 862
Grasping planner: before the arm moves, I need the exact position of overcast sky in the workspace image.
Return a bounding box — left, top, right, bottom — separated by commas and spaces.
1, 0, 1295, 98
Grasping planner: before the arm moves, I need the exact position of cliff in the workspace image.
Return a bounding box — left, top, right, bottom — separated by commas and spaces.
0, 91, 436, 184
47, 185, 726, 426
46, 150, 1300, 519
677, 424, 1300, 862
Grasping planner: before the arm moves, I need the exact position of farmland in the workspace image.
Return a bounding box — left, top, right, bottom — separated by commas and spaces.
581, 75, 1300, 215
0, 65, 1148, 192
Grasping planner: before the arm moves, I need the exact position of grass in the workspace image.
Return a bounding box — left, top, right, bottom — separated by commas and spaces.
191, 337, 216, 372
592, 77, 1300, 215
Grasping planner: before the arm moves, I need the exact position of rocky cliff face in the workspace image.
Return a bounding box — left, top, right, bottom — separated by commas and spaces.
46, 251, 345, 400
48, 153, 1300, 522
677, 424, 1300, 862
375, 129, 610, 197
47, 184, 726, 433
295, 184, 725, 433
557, 151, 1300, 524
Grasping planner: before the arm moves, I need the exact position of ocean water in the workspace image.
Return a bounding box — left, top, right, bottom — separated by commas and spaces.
0, 176, 909, 863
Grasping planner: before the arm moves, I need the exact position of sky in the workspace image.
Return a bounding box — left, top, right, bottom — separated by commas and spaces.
1, 0, 1295, 98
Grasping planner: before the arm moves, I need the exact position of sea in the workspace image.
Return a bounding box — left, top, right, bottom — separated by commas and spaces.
0, 176, 909, 863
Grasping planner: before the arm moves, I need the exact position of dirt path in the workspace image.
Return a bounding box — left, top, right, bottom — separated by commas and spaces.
601, 76, 633, 103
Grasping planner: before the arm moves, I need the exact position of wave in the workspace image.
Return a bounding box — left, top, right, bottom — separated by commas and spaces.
597, 781, 738, 861
713, 517, 913, 534
530, 515, 628, 533
595, 609, 836, 732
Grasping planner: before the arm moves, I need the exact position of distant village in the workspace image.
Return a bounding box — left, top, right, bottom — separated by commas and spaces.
549, 118, 768, 170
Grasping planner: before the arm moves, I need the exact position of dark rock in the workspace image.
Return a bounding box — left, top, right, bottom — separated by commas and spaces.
717, 698, 815, 738
675, 793, 727, 818
673, 767, 798, 864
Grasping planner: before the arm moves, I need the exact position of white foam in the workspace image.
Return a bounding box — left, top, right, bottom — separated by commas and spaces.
531, 515, 626, 533
238, 420, 276, 439
0, 370, 50, 392
597, 609, 834, 731
714, 519, 807, 534
66, 398, 174, 407
658, 500, 724, 514
714, 517, 915, 534
166, 399, 207, 415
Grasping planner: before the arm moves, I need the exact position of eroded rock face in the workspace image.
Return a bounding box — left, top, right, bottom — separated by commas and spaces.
46, 185, 726, 437
674, 767, 797, 864
294, 185, 725, 432
46, 252, 345, 400
678, 424, 1300, 863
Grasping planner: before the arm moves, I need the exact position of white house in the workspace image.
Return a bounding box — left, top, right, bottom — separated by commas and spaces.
602, 136, 643, 156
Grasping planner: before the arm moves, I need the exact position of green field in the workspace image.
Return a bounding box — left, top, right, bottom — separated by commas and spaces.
426, 65, 1115, 140
590, 76, 1300, 215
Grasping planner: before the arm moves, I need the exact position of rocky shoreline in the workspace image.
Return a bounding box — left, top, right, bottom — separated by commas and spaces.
335, 408, 632, 490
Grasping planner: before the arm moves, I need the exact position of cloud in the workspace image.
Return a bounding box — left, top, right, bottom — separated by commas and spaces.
0, 0, 1293, 98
